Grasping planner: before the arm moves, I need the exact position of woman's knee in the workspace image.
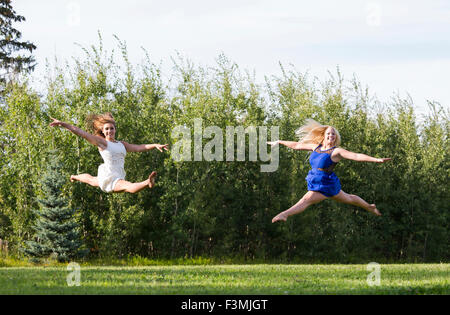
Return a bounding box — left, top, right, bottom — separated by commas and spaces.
89, 177, 99, 187
302, 192, 326, 205
126, 187, 137, 193
301, 194, 313, 205
124, 183, 139, 193
349, 194, 360, 203
332, 191, 352, 204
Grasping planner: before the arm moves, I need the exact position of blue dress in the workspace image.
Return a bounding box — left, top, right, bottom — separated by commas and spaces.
305, 144, 341, 197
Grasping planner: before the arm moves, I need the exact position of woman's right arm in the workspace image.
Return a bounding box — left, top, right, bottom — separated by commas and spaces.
50, 117, 107, 149
268, 140, 315, 151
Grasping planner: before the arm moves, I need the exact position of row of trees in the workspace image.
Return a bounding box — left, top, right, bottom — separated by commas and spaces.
0, 34, 448, 262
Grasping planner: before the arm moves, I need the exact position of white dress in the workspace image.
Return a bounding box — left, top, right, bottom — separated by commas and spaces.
97, 140, 127, 193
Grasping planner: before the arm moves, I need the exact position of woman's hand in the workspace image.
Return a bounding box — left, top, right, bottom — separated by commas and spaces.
155, 144, 169, 152
376, 158, 392, 163
49, 117, 106, 149
49, 117, 64, 127
267, 140, 280, 147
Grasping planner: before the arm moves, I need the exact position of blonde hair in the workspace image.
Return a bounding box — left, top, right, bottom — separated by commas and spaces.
295, 119, 341, 146
85, 112, 116, 138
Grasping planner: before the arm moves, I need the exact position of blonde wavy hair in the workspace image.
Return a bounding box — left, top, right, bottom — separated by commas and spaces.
85, 112, 116, 138
295, 119, 341, 146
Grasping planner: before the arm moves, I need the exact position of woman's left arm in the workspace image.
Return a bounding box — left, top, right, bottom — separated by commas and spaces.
122, 142, 169, 153
332, 148, 391, 163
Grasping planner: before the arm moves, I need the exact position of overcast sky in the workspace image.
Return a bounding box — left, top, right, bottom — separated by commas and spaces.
14, 0, 450, 115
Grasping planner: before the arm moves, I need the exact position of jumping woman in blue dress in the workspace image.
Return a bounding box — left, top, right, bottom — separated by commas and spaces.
268, 119, 391, 223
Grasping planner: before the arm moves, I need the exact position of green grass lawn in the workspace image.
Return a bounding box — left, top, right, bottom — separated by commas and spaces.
1, 263, 448, 294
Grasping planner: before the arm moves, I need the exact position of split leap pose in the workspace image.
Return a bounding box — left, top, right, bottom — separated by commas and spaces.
50, 113, 169, 194
268, 119, 391, 223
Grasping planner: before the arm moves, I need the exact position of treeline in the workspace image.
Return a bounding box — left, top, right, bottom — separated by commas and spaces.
0, 39, 448, 262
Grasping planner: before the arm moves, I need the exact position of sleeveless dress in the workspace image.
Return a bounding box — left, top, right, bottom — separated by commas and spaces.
97, 140, 127, 193
305, 144, 341, 197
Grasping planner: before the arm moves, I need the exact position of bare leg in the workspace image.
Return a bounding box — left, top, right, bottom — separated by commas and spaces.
272, 191, 328, 223
70, 174, 99, 187
331, 190, 381, 216
114, 172, 157, 194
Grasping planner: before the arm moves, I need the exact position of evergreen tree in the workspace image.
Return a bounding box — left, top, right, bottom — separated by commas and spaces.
24, 151, 85, 262
0, 0, 36, 82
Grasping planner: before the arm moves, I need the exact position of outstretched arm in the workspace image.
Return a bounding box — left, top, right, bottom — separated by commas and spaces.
49, 117, 107, 149
121, 142, 169, 153
332, 148, 391, 163
267, 140, 316, 151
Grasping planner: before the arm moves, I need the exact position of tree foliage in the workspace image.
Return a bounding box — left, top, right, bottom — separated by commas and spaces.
23, 150, 86, 262
0, 38, 448, 262
0, 0, 36, 82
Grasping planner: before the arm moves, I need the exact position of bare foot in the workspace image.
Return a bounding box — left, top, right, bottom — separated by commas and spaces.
367, 204, 381, 216
148, 171, 157, 188
272, 212, 288, 223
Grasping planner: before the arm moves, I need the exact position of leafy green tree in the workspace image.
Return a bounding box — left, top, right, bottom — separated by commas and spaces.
0, 36, 448, 263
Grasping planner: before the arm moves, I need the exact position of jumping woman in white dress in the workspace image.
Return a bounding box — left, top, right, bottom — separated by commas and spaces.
50, 113, 169, 194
